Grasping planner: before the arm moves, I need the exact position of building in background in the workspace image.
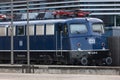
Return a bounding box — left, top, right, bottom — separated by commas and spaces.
0, 0, 120, 27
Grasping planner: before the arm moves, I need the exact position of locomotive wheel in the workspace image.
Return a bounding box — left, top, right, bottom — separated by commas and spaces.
105, 57, 112, 65
80, 57, 88, 66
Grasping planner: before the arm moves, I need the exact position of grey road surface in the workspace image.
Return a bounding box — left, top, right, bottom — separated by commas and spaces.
0, 73, 120, 80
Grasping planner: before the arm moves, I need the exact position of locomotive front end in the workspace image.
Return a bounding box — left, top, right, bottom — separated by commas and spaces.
85, 36, 112, 66
67, 18, 112, 66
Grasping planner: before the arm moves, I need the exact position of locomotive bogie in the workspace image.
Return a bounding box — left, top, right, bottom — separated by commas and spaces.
69, 50, 112, 66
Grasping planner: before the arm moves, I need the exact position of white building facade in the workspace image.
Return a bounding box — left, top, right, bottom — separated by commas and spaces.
0, 0, 120, 26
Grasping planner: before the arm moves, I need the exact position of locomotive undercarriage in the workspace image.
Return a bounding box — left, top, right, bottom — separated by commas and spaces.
0, 50, 112, 66
70, 50, 112, 66
0, 51, 70, 65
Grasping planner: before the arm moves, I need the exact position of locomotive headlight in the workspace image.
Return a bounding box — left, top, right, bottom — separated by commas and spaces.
77, 43, 80, 47
101, 42, 105, 50
77, 43, 82, 51
88, 38, 95, 44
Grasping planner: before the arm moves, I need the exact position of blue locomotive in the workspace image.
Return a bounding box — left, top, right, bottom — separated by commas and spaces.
0, 17, 112, 65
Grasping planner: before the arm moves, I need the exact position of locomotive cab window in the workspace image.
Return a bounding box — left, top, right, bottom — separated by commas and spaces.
92, 24, 104, 34
17, 26, 25, 36
70, 24, 87, 34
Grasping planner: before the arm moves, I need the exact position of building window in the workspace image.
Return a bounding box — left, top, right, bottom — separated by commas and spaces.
17, 26, 25, 36
36, 24, 44, 35
46, 24, 54, 35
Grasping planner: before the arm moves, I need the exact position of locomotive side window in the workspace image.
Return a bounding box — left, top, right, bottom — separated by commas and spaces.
70, 24, 87, 34
92, 24, 104, 34
46, 24, 54, 35
17, 26, 25, 36
8, 26, 15, 36
0, 26, 7, 36
36, 24, 44, 35
29, 25, 34, 35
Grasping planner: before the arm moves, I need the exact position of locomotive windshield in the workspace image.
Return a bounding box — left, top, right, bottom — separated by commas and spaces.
70, 24, 87, 34
92, 24, 104, 34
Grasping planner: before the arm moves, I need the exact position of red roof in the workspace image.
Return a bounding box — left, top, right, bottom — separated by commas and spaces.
53, 10, 90, 17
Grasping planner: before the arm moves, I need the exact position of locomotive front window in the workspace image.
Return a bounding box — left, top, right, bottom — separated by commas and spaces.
70, 24, 87, 34
92, 24, 104, 34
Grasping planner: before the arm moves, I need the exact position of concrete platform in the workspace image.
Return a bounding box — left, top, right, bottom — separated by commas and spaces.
0, 73, 120, 80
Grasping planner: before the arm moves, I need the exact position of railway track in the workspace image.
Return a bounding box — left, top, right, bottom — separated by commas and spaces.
0, 64, 119, 75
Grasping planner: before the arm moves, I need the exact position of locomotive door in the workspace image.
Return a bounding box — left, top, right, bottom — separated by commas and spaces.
56, 23, 70, 64
56, 23, 64, 50
62, 23, 69, 50
56, 23, 69, 50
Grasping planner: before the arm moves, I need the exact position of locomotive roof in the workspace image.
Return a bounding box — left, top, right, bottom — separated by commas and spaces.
0, 17, 103, 26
